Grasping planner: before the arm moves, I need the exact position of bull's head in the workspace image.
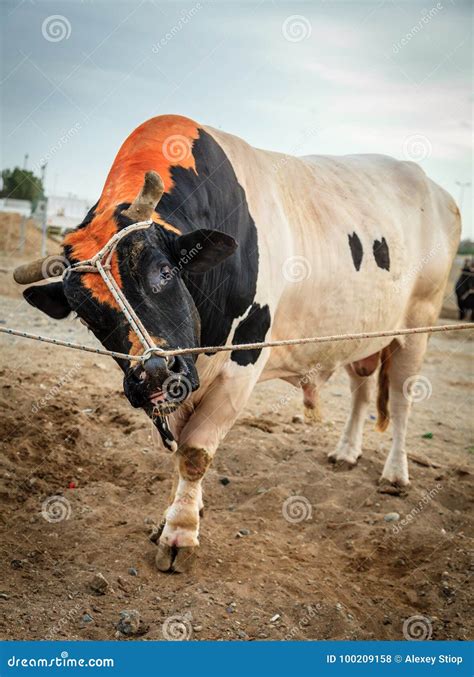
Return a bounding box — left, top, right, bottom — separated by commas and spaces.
14, 171, 238, 418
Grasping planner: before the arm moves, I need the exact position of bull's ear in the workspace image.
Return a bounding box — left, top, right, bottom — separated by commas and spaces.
173, 229, 238, 274
23, 282, 71, 320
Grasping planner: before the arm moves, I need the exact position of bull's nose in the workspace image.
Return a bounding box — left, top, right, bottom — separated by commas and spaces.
143, 355, 170, 382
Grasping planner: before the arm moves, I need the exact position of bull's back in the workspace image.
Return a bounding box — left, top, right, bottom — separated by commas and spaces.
205, 127, 460, 372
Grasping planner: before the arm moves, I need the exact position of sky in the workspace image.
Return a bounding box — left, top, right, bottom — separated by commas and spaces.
1, 0, 472, 236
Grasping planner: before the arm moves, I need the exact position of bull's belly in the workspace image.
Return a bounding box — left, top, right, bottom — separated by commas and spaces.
261, 278, 405, 380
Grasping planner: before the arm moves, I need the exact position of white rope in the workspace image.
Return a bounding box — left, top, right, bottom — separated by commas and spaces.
7, 217, 473, 363
0, 325, 142, 361
1, 322, 472, 363
69, 219, 165, 357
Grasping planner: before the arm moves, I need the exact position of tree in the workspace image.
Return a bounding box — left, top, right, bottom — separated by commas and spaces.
0, 167, 44, 207
458, 239, 474, 255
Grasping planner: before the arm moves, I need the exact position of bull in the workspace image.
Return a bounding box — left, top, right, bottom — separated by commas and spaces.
15, 114, 461, 572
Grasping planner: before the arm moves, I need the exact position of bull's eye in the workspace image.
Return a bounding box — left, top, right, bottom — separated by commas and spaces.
151, 264, 173, 292
160, 264, 172, 280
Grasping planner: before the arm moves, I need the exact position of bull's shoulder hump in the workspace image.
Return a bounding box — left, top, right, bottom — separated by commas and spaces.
202, 125, 289, 167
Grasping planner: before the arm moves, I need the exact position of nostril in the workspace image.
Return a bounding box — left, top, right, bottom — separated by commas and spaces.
143, 355, 169, 379
167, 356, 176, 371
170, 355, 187, 375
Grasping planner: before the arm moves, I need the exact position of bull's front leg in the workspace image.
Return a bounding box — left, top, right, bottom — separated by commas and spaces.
155, 447, 209, 573
155, 362, 265, 573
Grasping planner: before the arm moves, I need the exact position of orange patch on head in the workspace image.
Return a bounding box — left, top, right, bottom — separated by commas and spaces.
64, 115, 199, 305
128, 330, 167, 358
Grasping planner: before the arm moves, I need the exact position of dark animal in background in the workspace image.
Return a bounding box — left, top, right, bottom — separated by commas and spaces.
455, 259, 474, 321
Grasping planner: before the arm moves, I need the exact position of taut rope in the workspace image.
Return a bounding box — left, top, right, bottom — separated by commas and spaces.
1, 322, 472, 364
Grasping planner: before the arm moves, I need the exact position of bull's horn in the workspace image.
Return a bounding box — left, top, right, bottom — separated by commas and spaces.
122, 171, 164, 221
13, 258, 50, 284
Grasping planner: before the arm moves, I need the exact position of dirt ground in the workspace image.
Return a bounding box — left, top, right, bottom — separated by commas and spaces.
0, 214, 472, 641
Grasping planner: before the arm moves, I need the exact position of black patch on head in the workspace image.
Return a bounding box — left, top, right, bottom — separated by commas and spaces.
348, 232, 363, 271
62, 124, 260, 376
75, 202, 98, 230
373, 237, 390, 271
230, 303, 271, 366
155, 128, 260, 350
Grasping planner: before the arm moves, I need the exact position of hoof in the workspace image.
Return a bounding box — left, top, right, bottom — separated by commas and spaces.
379, 474, 410, 490
328, 445, 361, 468
380, 460, 410, 488
328, 457, 358, 471
304, 406, 322, 425
155, 543, 198, 573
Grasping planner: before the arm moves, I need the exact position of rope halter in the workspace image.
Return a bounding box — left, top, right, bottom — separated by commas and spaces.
67, 219, 166, 363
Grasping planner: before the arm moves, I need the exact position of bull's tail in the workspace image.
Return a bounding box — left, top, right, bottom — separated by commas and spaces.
376, 345, 392, 432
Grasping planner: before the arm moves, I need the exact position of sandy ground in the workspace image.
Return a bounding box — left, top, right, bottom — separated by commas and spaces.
0, 214, 472, 641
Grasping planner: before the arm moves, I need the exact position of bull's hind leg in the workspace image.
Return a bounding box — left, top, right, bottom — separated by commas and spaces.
328, 366, 375, 466
302, 383, 323, 423
155, 364, 264, 573
380, 333, 430, 486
